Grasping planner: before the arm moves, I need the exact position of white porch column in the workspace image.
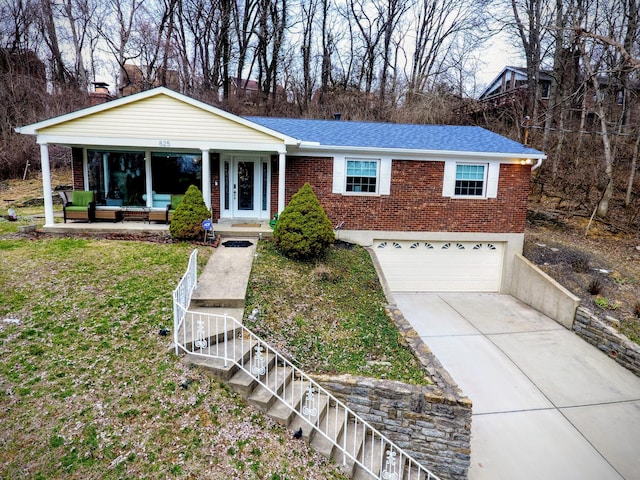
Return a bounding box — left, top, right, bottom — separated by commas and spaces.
39, 142, 55, 226
278, 151, 286, 213
145, 151, 152, 207
201, 149, 211, 210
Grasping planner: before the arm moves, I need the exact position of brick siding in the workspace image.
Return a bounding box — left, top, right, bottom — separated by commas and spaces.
274, 156, 530, 233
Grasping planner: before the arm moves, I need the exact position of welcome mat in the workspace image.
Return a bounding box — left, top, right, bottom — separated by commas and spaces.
222, 240, 253, 248
231, 223, 261, 228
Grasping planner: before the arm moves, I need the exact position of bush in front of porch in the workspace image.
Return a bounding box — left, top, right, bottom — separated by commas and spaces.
169, 185, 210, 240
273, 182, 334, 260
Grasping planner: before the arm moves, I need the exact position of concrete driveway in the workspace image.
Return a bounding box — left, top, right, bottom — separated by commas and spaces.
394, 292, 640, 480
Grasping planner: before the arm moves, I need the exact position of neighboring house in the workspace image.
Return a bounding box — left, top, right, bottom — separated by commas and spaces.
478, 66, 553, 109
17, 87, 545, 293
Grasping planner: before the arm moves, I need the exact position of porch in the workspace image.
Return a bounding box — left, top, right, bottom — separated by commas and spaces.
40, 215, 274, 238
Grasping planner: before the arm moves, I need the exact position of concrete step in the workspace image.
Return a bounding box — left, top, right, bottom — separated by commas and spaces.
184, 336, 257, 381
311, 403, 348, 459
333, 418, 366, 474
267, 378, 311, 425
287, 387, 331, 441
177, 308, 244, 350
247, 365, 291, 412
227, 352, 276, 397
352, 433, 385, 480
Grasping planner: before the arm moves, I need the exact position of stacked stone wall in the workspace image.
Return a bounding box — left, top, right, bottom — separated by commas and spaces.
315, 306, 473, 480
573, 307, 640, 377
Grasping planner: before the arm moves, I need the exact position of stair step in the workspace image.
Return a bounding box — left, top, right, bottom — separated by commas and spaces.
352, 433, 385, 480
184, 337, 256, 381
227, 352, 276, 397
247, 365, 291, 412
268, 378, 311, 425
177, 310, 243, 350
311, 403, 348, 459
287, 387, 331, 441
333, 418, 366, 473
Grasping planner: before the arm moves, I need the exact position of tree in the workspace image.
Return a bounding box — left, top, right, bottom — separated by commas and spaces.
273, 183, 335, 260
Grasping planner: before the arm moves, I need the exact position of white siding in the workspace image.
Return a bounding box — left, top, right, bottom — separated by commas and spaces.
39, 94, 283, 145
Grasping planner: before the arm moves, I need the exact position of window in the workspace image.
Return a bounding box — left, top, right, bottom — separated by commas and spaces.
455, 164, 486, 196
151, 152, 201, 194
87, 150, 146, 206
346, 159, 378, 193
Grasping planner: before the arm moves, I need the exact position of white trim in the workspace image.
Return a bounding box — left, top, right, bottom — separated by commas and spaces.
33, 134, 287, 153
145, 151, 153, 207
39, 143, 55, 226
290, 144, 545, 163
443, 160, 501, 199
332, 155, 391, 196
17, 87, 300, 146
278, 152, 286, 213
202, 149, 211, 210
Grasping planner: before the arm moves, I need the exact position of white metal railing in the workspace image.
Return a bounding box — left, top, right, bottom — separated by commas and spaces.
173, 249, 199, 355
172, 250, 442, 480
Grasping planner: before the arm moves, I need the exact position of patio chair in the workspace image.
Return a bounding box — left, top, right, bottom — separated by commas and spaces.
62, 190, 96, 223
166, 194, 184, 224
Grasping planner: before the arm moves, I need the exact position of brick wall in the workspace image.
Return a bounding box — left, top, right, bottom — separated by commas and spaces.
275, 156, 530, 233
71, 148, 84, 190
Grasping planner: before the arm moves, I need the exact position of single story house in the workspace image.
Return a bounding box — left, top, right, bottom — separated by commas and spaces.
17, 87, 545, 292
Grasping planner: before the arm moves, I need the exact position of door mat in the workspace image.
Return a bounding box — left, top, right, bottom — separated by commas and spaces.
231, 223, 261, 227
221, 240, 253, 248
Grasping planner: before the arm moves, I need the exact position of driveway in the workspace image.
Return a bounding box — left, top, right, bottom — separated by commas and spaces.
394, 292, 640, 480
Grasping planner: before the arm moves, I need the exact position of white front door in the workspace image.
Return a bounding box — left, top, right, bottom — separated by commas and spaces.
221, 156, 269, 219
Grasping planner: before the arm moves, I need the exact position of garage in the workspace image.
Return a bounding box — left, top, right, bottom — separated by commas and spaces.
373, 240, 504, 292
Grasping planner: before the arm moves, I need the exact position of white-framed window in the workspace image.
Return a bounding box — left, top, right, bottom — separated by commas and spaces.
454, 164, 487, 197
345, 158, 379, 193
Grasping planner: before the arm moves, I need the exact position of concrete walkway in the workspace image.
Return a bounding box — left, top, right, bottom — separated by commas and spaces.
188, 237, 259, 321
394, 292, 640, 480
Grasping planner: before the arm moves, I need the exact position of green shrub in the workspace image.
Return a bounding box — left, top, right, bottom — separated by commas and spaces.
273, 183, 335, 260
169, 185, 210, 240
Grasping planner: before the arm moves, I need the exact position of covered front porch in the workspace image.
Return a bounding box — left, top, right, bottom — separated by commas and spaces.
16, 88, 299, 230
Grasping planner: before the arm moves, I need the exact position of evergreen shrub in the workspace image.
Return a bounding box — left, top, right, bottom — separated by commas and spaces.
273, 183, 335, 260
169, 185, 210, 240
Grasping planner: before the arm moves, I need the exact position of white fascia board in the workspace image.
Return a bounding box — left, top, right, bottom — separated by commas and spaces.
36, 134, 288, 154
290, 144, 546, 163
17, 86, 301, 146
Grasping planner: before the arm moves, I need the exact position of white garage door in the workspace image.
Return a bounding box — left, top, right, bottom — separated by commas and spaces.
374, 240, 504, 292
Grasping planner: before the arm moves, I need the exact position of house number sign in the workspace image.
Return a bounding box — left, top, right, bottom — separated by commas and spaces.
159, 140, 171, 147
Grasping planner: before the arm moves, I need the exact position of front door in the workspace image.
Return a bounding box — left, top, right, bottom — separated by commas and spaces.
235, 159, 258, 217
221, 157, 269, 219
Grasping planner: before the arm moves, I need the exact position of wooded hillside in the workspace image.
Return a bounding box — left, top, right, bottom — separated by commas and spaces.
1, 0, 639, 231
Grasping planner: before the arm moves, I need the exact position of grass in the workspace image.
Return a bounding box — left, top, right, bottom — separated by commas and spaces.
245, 241, 430, 385
0, 237, 348, 479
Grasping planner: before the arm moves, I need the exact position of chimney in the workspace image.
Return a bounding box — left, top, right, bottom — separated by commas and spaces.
334, 112, 342, 121
90, 81, 112, 106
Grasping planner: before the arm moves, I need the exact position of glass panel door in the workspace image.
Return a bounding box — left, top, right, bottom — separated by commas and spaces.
237, 161, 254, 211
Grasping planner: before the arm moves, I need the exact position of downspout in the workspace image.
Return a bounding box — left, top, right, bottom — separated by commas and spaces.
531, 158, 544, 171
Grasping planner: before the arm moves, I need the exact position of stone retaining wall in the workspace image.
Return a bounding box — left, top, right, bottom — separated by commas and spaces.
573, 306, 640, 377
315, 306, 472, 480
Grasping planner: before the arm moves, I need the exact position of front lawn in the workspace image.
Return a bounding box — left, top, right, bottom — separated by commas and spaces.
0, 238, 347, 479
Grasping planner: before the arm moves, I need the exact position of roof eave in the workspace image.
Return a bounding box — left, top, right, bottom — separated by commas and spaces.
293, 143, 547, 161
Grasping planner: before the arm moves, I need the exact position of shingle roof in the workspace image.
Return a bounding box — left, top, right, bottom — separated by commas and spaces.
247, 117, 544, 156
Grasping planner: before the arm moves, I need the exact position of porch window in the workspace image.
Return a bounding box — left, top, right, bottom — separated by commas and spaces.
346, 159, 378, 193
454, 164, 486, 196
151, 152, 202, 194
87, 150, 146, 206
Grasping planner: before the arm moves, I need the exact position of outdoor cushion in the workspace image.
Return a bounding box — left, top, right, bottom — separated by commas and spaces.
63, 190, 95, 222
71, 190, 94, 207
